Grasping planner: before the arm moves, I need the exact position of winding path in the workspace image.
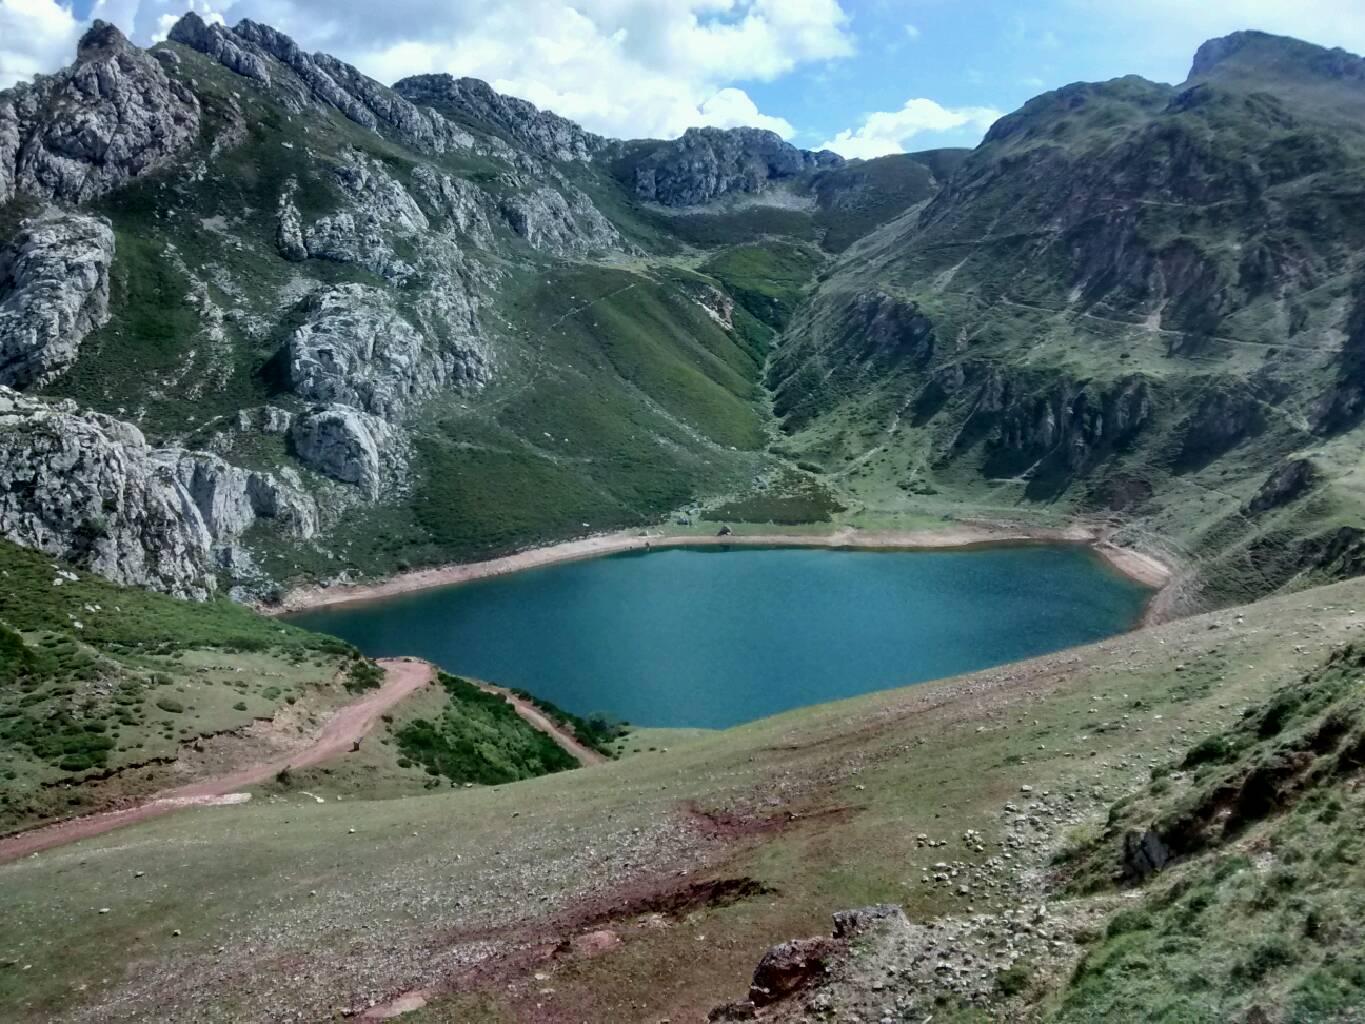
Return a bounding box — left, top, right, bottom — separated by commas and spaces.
0, 658, 435, 865
473, 681, 608, 766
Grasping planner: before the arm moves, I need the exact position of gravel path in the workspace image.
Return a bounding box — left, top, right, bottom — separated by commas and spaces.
0, 658, 434, 864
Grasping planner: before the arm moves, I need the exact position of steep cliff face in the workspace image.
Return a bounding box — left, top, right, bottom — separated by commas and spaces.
625, 127, 844, 207
0, 209, 114, 387
0, 21, 200, 205
0, 389, 313, 598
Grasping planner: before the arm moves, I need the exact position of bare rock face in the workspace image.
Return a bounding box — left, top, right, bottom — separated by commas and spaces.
288, 283, 445, 419
394, 74, 603, 162
1246, 457, 1321, 514
290, 405, 397, 498
411, 165, 494, 247
500, 184, 625, 256
630, 127, 843, 207
0, 21, 200, 205
302, 151, 428, 281
842, 290, 935, 364
275, 179, 307, 260
0, 209, 115, 388
219, 19, 473, 156
0, 388, 315, 598
1122, 828, 1172, 882
166, 13, 269, 83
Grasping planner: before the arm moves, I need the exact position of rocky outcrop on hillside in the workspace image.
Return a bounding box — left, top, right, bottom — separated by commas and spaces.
0, 21, 200, 205
288, 284, 446, 419
196, 19, 475, 156
629, 127, 843, 207
840, 290, 935, 364
966, 371, 1153, 475
0, 388, 315, 598
166, 12, 270, 83
500, 183, 626, 256
394, 74, 603, 162
0, 209, 114, 388
411, 165, 494, 247
290, 405, 398, 499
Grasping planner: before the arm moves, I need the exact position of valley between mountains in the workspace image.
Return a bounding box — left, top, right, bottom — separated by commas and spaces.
2, 13, 1365, 1024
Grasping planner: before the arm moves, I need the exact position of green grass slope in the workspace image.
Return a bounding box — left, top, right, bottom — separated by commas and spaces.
5, 570, 1365, 1022
0, 539, 374, 832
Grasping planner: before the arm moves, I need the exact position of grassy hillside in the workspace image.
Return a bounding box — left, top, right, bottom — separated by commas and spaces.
0, 539, 372, 831
4, 570, 1364, 1022
767, 37, 1365, 613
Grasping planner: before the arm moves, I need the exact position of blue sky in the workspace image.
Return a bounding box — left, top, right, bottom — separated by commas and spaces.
4, 1, 1365, 155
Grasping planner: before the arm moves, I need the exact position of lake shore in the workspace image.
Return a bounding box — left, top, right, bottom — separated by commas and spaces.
271, 522, 1177, 618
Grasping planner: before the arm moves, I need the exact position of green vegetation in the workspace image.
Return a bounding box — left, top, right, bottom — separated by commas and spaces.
1054, 644, 1365, 1022
705, 470, 846, 525
0, 540, 373, 830
509, 688, 626, 757
394, 673, 578, 784
701, 242, 823, 334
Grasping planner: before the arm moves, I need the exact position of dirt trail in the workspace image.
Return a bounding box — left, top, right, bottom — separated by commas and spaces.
0, 658, 434, 865
473, 682, 607, 766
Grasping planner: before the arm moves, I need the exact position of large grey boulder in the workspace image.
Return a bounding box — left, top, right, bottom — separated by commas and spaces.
0, 209, 115, 388
290, 405, 396, 498
0, 388, 316, 598
0, 21, 200, 205
288, 283, 443, 419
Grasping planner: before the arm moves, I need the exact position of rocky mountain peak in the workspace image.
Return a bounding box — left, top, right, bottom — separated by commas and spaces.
628, 125, 844, 207
76, 19, 130, 61
1189, 30, 1365, 86
393, 73, 604, 161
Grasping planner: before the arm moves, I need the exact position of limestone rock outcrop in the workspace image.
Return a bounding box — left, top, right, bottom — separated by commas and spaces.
0, 21, 200, 205
394, 74, 604, 162
0, 388, 315, 598
290, 405, 397, 499
288, 284, 445, 419
500, 184, 625, 256
0, 209, 115, 388
630, 127, 843, 207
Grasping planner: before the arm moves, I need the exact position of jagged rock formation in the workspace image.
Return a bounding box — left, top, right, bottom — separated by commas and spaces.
394, 74, 603, 161
628, 127, 843, 206
0, 21, 200, 204
288, 284, 446, 419
166, 12, 270, 83
0, 209, 114, 388
0, 388, 314, 598
290, 405, 397, 499
411, 165, 494, 247
500, 184, 625, 256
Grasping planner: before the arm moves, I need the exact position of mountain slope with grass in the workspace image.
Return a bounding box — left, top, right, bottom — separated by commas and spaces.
769, 31, 1365, 614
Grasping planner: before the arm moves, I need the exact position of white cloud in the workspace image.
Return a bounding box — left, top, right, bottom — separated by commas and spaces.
819, 98, 1003, 159
0, 0, 83, 88
904, 22, 920, 40
699, 87, 795, 138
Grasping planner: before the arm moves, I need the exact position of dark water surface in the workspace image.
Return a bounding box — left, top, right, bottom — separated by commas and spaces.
286, 545, 1150, 728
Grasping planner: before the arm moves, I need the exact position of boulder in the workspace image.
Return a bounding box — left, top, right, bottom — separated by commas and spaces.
1121, 828, 1171, 882
290, 405, 395, 498
748, 937, 838, 1006
831, 904, 910, 939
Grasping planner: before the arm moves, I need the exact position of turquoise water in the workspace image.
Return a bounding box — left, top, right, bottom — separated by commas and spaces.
286, 545, 1150, 729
